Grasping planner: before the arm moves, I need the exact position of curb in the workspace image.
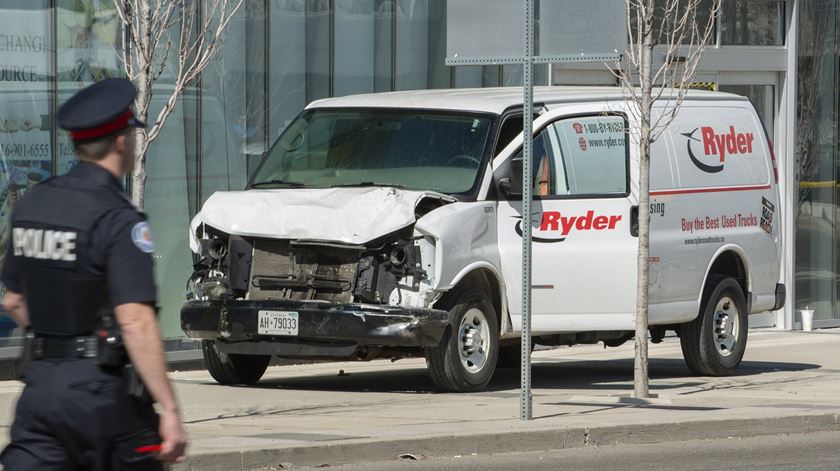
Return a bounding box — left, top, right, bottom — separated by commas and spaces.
173, 412, 840, 470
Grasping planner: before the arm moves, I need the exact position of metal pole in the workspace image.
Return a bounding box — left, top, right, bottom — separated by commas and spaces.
519, 0, 535, 421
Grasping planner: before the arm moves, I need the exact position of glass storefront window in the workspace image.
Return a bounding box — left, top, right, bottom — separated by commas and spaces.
335, 0, 376, 96
396, 0, 434, 89
373, 0, 393, 92
0, 0, 53, 346
138, 7, 201, 340
501, 64, 548, 87
305, 0, 331, 102
144, 94, 198, 339
453, 66, 483, 88
269, 0, 331, 141
717, 84, 775, 137
795, 0, 839, 324
56, 0, 124, 175
630, 0, 717, 45
203, 2, 253, 198
720, 0, 786, 46
269, 0, 307, 141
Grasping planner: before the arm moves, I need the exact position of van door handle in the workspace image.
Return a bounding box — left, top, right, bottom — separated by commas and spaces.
630, 206, 639, 237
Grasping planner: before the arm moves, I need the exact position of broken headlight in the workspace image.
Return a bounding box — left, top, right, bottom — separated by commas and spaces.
186, 269, 233, 301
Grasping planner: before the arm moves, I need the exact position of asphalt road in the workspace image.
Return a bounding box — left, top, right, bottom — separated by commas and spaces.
301, 431, 840, 471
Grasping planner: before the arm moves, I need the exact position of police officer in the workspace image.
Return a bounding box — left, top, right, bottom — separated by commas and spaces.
0, 78, 188, 469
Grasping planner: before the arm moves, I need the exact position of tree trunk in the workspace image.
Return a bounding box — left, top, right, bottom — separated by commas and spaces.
131, 80, 149, 208
129, 0, 153, 209
634, 5, 654, 400
131, 129, 148, 208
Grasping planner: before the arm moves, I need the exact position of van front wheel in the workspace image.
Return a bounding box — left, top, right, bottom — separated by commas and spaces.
424, 287, 499, 392
680, 277, 748, 376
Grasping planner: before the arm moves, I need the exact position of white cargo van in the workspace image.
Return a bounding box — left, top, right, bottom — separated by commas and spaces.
181, 87, 785, 392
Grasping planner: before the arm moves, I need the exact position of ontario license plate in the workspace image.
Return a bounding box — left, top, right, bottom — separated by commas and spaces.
257, 310, 299, 336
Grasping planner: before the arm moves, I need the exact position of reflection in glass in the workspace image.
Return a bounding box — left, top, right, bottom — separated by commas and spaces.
203, 2, 252, 199
795, 0, 838, 322
397, 0, 433, 89
131, 5, 202, 339
305, 0, 331, 102
0, 0, 53, 345
56, 0, 124, 175
270, 0, 307, 141
720, 0, 785, 46
717, 84, 775, 137
335, 0, 375, 96
373, 0, 393, 92
629, 0, 716, 45
501, 64, 548, 87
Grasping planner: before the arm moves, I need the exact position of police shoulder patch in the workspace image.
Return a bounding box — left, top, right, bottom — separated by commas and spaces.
131, 221, 155, 253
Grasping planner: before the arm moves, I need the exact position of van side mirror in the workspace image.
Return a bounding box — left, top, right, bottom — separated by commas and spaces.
499, 157, 523, 197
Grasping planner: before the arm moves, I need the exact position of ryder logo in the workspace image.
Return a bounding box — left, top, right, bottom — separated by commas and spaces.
681, 126, 755, 174
514, 211, 622, 243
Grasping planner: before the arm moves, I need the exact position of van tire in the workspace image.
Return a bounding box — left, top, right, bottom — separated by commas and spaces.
424, 287, 499, 392
680, 277, 748, 376
202, 340, 271, 385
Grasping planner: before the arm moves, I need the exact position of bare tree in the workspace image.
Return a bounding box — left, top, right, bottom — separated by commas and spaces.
612, 0, 720, 398
113, 0, 243, 207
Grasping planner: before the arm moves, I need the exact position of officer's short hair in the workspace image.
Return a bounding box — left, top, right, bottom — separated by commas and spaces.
74, 129, 130, 161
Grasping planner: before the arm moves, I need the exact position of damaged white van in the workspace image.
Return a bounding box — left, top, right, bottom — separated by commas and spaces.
181, 87, 785, 392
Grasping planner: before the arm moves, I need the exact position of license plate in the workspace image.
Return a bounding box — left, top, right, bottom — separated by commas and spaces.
257, 310, 299, 336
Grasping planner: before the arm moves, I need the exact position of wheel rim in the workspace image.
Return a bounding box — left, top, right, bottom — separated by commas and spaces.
458, 308, 491, 373
713, 296, 739, 357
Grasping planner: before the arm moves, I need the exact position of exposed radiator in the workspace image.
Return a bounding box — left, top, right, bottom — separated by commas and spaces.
248, 239, 361, 303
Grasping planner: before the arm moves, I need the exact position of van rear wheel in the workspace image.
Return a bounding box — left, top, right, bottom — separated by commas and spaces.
202, 340, 271, 385
680, 277, 748, 376
424, 287, 499, 392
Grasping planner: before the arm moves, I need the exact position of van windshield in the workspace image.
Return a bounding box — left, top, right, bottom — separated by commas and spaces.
250, 109, 493, 194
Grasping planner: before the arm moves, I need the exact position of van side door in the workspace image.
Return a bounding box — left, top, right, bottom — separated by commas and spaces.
495, 106, 638, 332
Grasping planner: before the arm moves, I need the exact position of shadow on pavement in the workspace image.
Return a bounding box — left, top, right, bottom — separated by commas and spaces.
228, 356, 821, 395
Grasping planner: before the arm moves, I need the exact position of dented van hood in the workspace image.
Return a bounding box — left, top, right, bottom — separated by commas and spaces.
192, 187, 456, 247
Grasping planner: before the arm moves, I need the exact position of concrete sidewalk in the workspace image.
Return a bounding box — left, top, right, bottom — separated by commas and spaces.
1, 329, 838, 470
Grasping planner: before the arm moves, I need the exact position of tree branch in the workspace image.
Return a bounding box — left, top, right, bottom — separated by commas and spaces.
111, 0, 243, 205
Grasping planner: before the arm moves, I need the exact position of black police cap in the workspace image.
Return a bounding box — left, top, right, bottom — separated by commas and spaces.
57, 78, 145, 141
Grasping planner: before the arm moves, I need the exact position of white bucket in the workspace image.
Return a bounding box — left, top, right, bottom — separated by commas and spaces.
801, 308, 814, 332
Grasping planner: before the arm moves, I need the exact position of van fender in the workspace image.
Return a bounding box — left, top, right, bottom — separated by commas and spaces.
697, 243, 753, 307
443, 262, 512, 337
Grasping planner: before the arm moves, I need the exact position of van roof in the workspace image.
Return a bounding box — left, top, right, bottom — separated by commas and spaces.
307, 86, 747, 115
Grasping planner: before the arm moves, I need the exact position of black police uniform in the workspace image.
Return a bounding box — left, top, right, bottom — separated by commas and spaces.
0, 79, 164, 470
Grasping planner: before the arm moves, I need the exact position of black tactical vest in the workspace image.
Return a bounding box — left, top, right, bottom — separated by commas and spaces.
9, 174, 135, 336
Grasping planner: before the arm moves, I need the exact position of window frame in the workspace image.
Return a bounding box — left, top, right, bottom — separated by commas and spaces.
500, 111, 631, 201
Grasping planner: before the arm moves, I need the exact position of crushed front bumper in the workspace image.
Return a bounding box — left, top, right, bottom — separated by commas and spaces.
181, 299, 449, 351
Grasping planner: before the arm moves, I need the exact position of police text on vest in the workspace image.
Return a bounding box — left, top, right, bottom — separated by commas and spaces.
13, 228, 77, 261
